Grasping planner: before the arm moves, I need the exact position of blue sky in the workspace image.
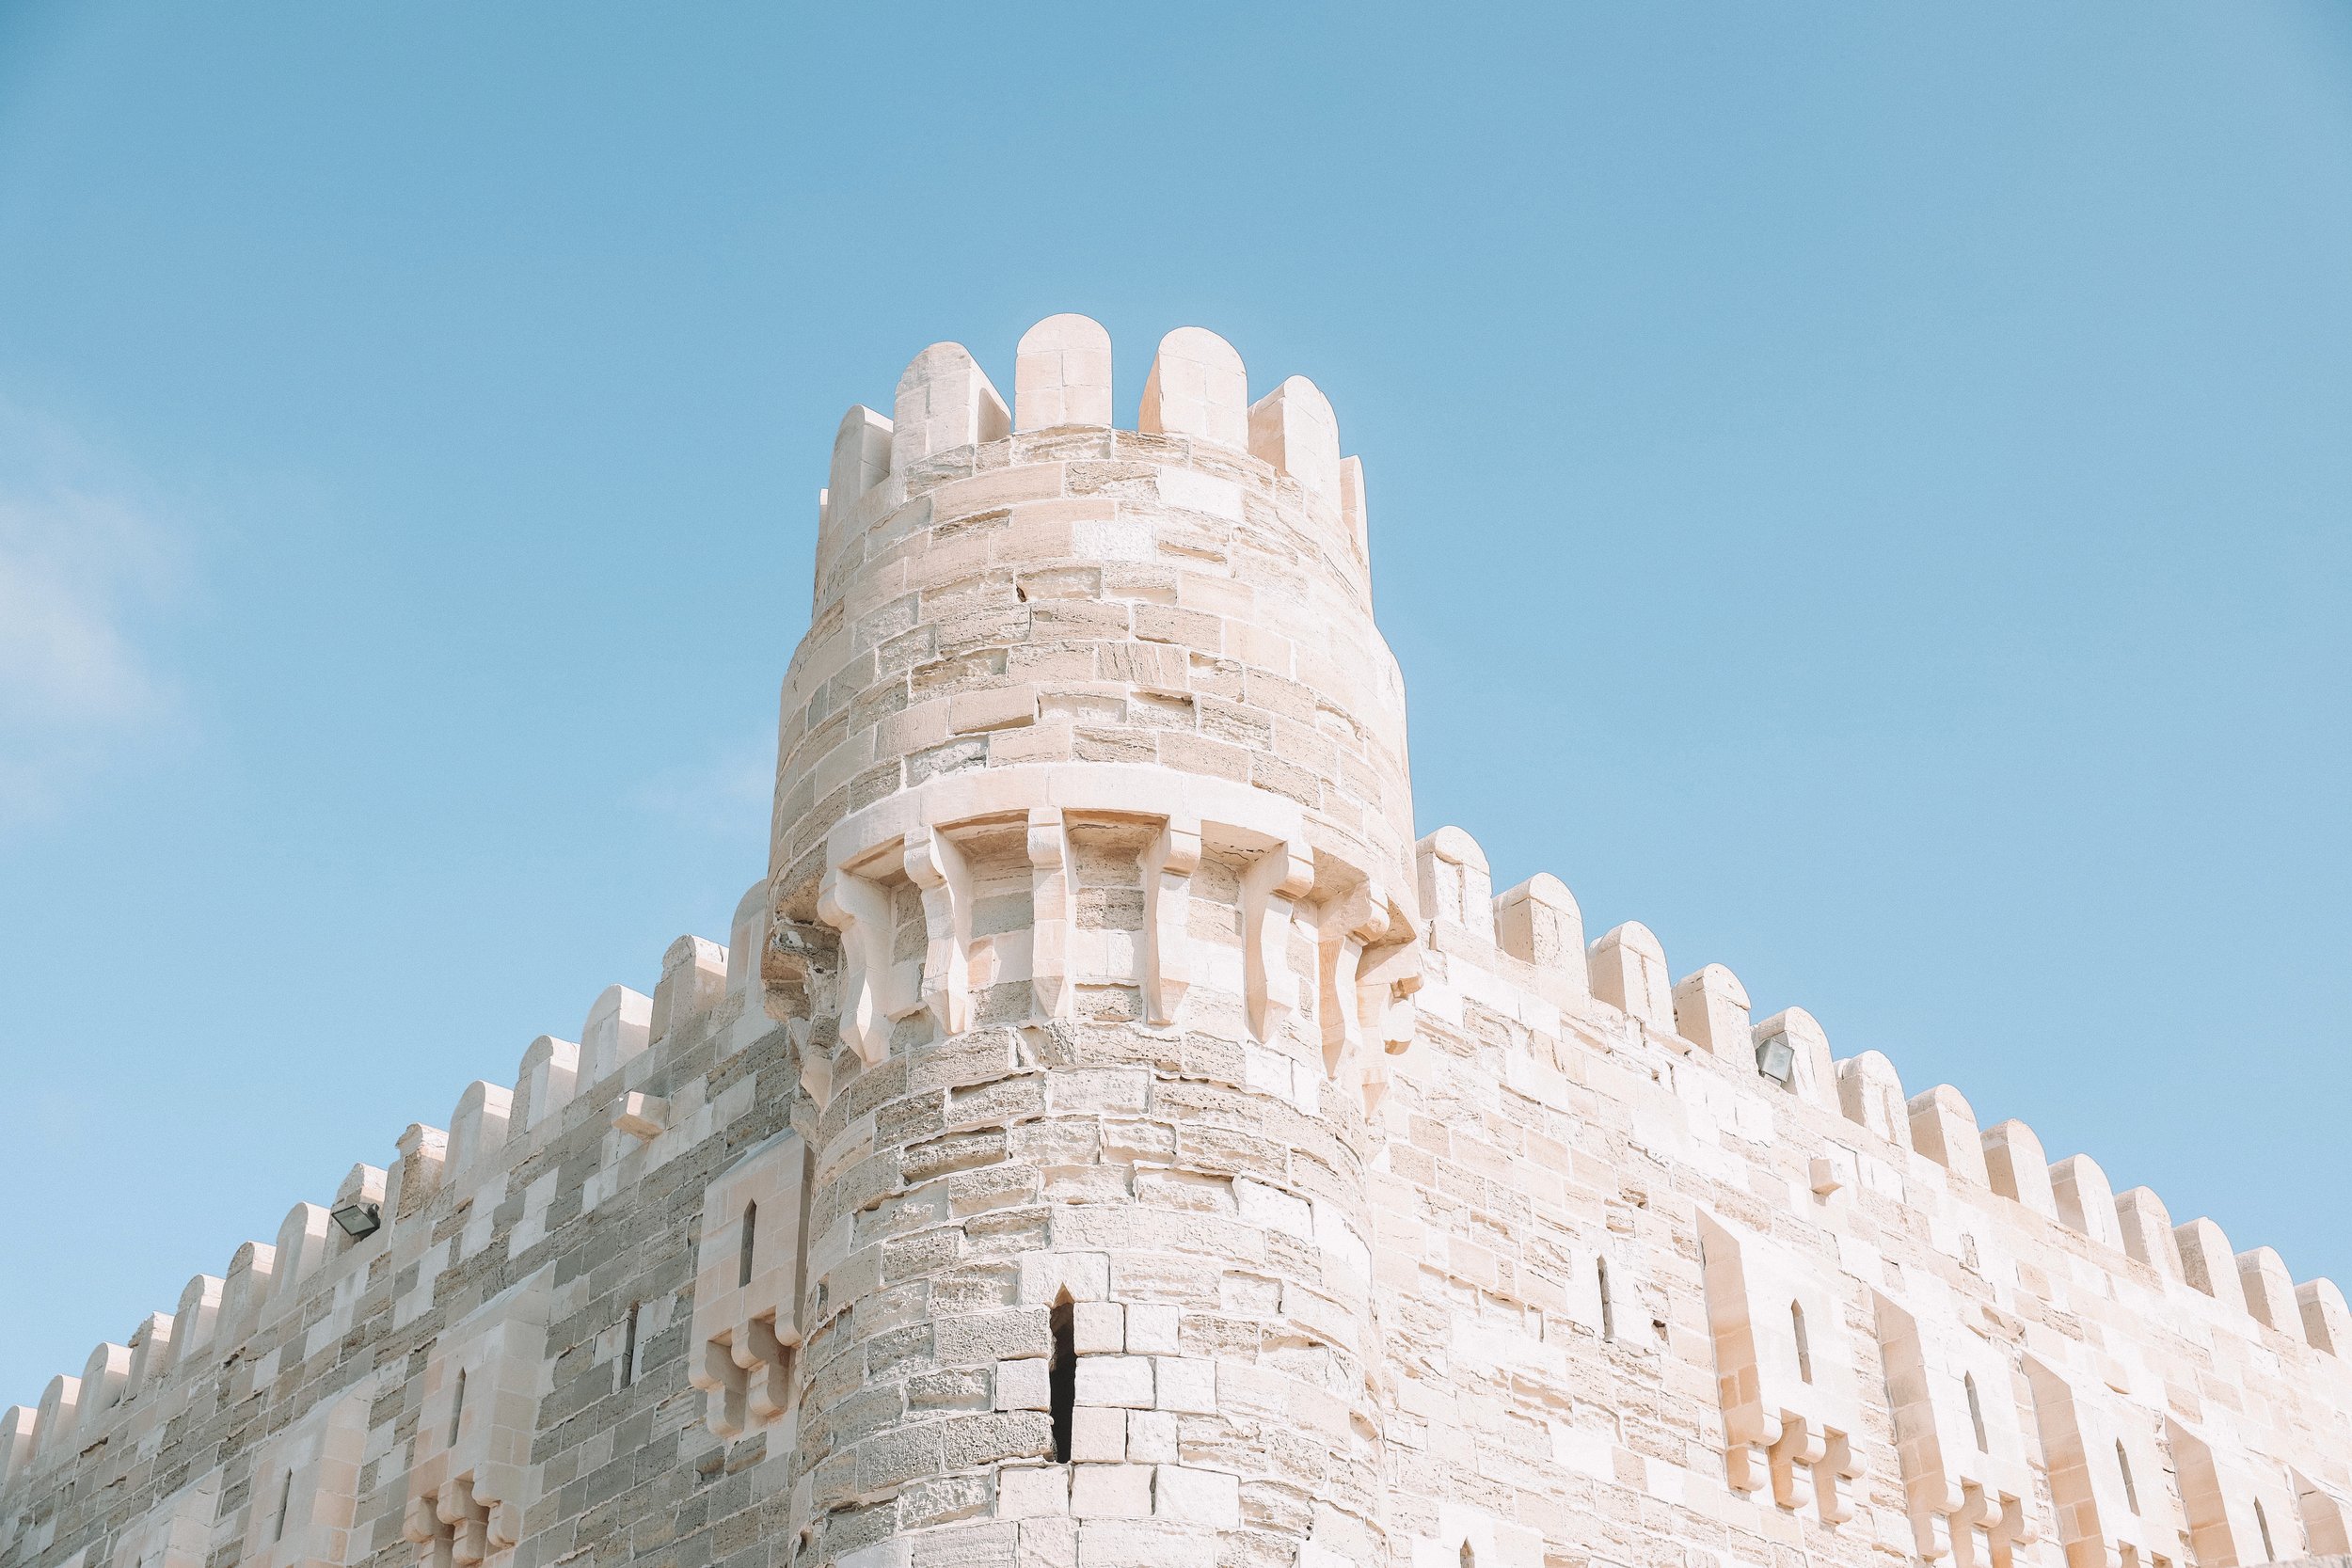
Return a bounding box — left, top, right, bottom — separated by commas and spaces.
2, 3, 2347, 1404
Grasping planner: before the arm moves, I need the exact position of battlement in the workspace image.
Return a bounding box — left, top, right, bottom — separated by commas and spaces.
7, 810, 2341, 1506
5, 318, 2346, 1568
809, 317, 1372, 623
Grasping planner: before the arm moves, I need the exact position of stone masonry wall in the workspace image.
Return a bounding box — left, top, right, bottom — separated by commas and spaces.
4, 319, 2346, 1568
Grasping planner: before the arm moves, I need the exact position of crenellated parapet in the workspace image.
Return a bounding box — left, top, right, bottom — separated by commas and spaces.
1382, 816, 2352, 1568
6, 315, 2348, 1568
768, 317, 1412, 973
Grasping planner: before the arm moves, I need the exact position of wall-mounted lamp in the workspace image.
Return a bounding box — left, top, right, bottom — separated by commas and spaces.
1754, 1035, 1795, 1085
329, 1198, 382, 1240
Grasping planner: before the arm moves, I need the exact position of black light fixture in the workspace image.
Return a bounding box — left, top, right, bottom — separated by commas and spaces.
1754, 1034, 1795, 1085
329, 1198, 382, 1240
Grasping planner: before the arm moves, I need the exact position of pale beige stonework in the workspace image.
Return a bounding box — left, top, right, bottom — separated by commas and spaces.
4, 320, 2346, 1568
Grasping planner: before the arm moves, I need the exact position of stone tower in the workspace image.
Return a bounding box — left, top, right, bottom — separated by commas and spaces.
748, 315, 1426, 1567
11, 314, 2350, 1568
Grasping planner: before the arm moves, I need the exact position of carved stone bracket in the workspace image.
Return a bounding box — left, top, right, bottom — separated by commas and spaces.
797, 763, 1423, 1102
1027, 807, 1076, 1025
816, 863, 905, 1069
1138, 816, 1200, 1027
1241, 839, 1315, 1042
902, 826, 974, 1037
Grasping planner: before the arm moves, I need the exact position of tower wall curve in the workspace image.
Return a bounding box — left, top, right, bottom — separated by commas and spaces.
755, 317, 1426, 1567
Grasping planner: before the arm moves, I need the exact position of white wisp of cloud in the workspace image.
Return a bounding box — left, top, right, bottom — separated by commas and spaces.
0, 400, 184, 826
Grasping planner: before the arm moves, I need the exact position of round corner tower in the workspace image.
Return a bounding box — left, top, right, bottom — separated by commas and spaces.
754, 315, 1425, 1568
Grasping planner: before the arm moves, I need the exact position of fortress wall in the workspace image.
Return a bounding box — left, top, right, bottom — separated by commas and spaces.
1376, 824, 2352, 1568
0, 918, 802, 1568
3, 319, 2346, 1568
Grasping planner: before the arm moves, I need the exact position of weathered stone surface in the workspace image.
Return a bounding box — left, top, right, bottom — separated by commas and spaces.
6, 319, 2346, 1568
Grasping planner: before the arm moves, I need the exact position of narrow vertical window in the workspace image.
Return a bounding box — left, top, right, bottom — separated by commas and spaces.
2117, 1440, 2138, 1514
1964, 1372, 1987, 1452
2254, 1497, 2274, 1561
448, 1370, 467, 1446
272, 1467, 294, 1543
1049, 1296, 1076, 1464
620, 1301, 641, 1388
1597, 1258, 1614, 1342
739, 1201, 758, 1288
1791, 1303, 1812, 1384
1459, 1544, 1476, 1568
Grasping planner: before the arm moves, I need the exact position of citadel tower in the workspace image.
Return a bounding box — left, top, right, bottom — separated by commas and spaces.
4, 318, 2349, 1568
746, 315, 1423, 1566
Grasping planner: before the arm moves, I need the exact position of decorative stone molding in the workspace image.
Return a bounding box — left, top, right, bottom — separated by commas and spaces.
686, 1132, 807, 1440
401, 1272, 551, 1568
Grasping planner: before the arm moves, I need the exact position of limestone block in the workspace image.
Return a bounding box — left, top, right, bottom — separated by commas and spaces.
1874, 1291, 2037, 1566
2024, 1356, 2185, 1568
1980, 1120, 2054, 1215
0, 1405, 31, 1493
271, 1204, 333, 1306
1070, 1463, 1152, 1519
165, 1275, 223, 1373
1152, 1466, 1240, 1529
2049, 1156, 2124, 1252
1071, 1407, 1125, 1464
74, 1343, 130, 1442
112, 1473, 221, 1568
1495, 874, 1587, 988
996, 1465, 1069, 1519
402, 1271, 551, 1568
34, 1372, 83, 1465
1415, 828, 1494, 943
2113, 1187, 2181, 1278
904, 826, 977, 1037
1673, 963, 1750, 1056
725, 879, 770, 999
1247, 375, 1342, 507
1839, 1053, 1912, 1149
516, 1037, 579, 1131
2297, 1467, 2351, 1553
687, 1131, 806, 1438
124, 1312, 173, 1401
2177, 1218, 2249, 1314
1139, 327, 1248, 450
220, 1240, 278, 1338
995, 1359, 1050, 1413
1588, 923, 1673, 1035
1136, 817, 1196, 1027
1015, 314, 1113, 431
817, 862, 905, 1072
1339, 455, 1369, 558
612, 1092, 668, 1142
1354, 917, 1423, 1107
651, 935, 727, 1043
447, 1082, 512, 1177
241, 1377, 373, 1568
580, 985, 652, 1085
891, 342, 1009, 473
1754, 1007, 1838, 1112
1908, 1086, 1991, 1187
1317, 877, 1396, 1080
2168, 1416, 2299, 1568
2237, 1248, 2298, 1335
827, 405, 893, 526
389, 1122, 447, 1223
2298, 1279, 2351, 1355
1695, 1211, 1865, 1522
1240, 838, 1314, 1042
